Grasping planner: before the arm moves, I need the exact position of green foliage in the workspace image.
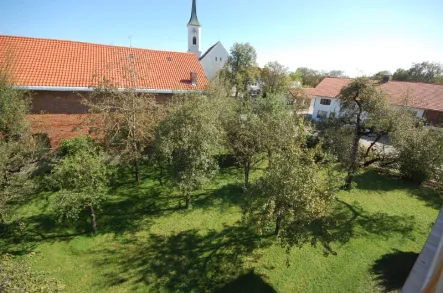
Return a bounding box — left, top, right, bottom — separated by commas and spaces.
0, 256, 65, 292
156, 95, 222, 208
392, 61, 443, 84
372, 70, 392, 81
294, 67, 347, 88
260, 61, 290, 96
246, 145, 338, 253
50, 138, 108, 231
221, 43, 258, 97
223, 98, 264, 189
0, 61, 38, 224
84, 73, 164, 183
393, 128, 443, 184
59, 136, 95, 156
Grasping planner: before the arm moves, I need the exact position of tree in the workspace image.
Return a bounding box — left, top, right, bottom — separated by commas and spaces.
155, 95, 222, 209
224, 98, 264, 189
261, 61, 290, 96
295, 68, 347, 88
84, 78, 164, 184
372, 70, 392, 81
50, 137, 108, 233
392, 125, 443, 184
245, 143, 337, 250
392, 62, 443, 84
0, 58, 42, 226
255, 95, 294, 167
221, 43, 258, 98
334, 78, 395, 189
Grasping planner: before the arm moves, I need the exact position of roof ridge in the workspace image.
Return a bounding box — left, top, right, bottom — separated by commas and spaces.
0, 34, 198, 56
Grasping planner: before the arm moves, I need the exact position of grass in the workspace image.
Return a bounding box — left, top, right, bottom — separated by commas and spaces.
1, 165, 442, 293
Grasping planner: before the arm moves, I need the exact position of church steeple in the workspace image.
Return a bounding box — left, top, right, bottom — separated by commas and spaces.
187, 0, 202, 57
188, 0, 201, 27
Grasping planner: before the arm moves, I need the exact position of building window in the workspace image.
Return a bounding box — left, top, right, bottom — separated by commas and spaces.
220, 57, 222, 61
193, 37, 197, 45
317, 110, 328, 119
215, 57, 218, 61
320, 99, 331, 105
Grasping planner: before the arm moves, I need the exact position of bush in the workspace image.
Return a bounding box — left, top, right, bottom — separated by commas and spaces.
395, 129, 443, 184
59, 136, 95, 156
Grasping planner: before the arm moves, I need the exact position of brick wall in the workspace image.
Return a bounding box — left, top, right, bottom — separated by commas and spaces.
29, 90, 174, 147
31, 90, 173, 114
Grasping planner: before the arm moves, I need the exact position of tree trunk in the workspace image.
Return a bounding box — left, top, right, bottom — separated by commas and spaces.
89, 205, 97, 234
275, 215, 282, 236
185, 193, 191, 210
345, 102, 362, 190
345, 134, 360, 190
267, 149, 273, 169
244, 161, 250, 190
0, 212, 4, 225
134, 157, 140, 184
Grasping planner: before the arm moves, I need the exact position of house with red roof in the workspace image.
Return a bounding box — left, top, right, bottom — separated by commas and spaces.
309, 77, 443, 126
0, 35, 209, 146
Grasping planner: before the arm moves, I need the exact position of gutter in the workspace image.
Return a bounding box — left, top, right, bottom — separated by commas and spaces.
12, 85, 206, 94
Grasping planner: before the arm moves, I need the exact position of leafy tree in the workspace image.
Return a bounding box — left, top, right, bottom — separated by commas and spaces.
372, 70, 392, 81
392, 62, 443, 84
255, 95, 295, 167
333, 78, 395, 189
224, 98, 264, 189
260, 61, 290, 96
221, 43, 258, 98
156, 95, 222, 209
294, 67, 348, 88
0, 59, 43, 226
246, 143, 337, 250
0, 256, 65, 292
392, 126, 443, 184
50, 137, 108, 233
84, 64, 164, 184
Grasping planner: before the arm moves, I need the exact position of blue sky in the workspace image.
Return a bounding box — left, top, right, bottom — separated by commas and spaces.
1, 0, 442, 76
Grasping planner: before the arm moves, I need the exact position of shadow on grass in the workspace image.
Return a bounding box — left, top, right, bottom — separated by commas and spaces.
93, 223, 273, 293
354, 170, 442, 210
317, 198, 417, 253
214, 270, 277, 293
371, 250, 418, 292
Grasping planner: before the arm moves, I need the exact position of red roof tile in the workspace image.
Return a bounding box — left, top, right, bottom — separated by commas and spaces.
288, 87, 316, 99
0, 35, 209, 91
310, 77, 443, 112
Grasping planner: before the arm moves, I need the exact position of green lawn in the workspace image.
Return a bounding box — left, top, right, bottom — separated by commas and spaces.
1, 166, 442, 293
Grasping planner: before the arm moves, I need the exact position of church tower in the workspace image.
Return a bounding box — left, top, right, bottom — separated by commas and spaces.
187, 0, 202, 57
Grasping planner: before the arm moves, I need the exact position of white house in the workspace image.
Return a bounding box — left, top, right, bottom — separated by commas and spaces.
186, 0, 230, 80
310, 78, 443, 125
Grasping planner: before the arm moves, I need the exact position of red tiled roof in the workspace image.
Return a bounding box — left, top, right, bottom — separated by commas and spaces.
310, 77, 443, 112
288, 87, 316, 99
0, 35, 209, 91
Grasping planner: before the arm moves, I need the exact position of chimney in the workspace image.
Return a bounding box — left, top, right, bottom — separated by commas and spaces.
191, 72, 198, 86
382, 75, 391, 83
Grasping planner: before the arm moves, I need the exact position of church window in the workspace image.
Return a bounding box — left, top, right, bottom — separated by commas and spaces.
193, 37, 197, 45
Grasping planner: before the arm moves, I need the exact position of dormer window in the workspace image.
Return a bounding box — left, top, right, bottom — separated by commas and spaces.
193, 37, 197, 45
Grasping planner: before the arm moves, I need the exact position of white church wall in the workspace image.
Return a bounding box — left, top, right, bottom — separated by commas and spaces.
200, 43, 229, 80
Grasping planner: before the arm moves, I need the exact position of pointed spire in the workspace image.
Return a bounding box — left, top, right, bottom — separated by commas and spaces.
188, 0, 201, 27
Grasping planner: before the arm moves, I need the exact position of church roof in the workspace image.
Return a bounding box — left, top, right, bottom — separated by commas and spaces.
0, 35, 209, 91
199, 42, 220, 61
188, 0, 201, 27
